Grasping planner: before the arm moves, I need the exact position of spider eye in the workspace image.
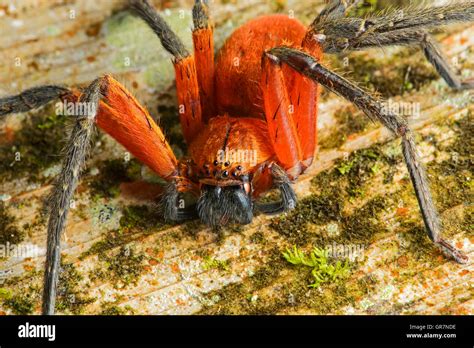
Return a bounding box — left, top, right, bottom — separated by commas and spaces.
236, 165, 242, 171
222, 171, 229, 178
224, 161, 230, 167
213, 160, 219, 166
232, 171, 238, 177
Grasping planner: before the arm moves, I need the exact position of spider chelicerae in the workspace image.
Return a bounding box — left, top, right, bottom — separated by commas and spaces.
0, 0, 472, 315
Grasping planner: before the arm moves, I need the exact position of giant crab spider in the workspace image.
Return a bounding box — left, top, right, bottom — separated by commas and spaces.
0, 0, 472, 315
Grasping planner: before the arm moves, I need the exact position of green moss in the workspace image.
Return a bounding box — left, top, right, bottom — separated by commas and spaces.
0, 288, 12, 300
269, 185, 389, 247
100, 302, 136, 315
331, 49, 439, 98
199, 247, 378, 315
336, 145, 401, 195
249, 231, 266, 244
0, 104, 66, 183
119, 204, 167, 231
319, 106, 371, 150
3, 284, 42, 315
0, 202, 25, 245
283, 246, 351, 287
4, 294, 35, 314
91, 246, 145, 289
80, 205, 169, 259
202, 256, 230, 272
270, 141, 404, 247
398, 222, 440, 263
428, 113, 473, 212
56, 262, 96, 314
198, 248, 286, 314
21, 215, 47, 240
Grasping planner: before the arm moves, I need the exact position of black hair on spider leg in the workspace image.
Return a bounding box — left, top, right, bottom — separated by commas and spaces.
0, 85, 70, 117
128, 0, 189, 61
255, 164, 297, 215
159, 182, 198, 222
192, 0, 210, 30
268, 46, 469, 264
42, 78, 102, 315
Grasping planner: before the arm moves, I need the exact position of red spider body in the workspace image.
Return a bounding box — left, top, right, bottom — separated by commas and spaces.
186, 15, 315, 198
188, 116, 274, 193
187, 15, 323, 197
80, 12, 324, 226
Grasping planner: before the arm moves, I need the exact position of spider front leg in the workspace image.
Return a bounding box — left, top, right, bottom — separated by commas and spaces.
42, 78, 101, 315
192, 0, 215, 122
313, 0, 363, 25
254, 163, 297, 215
261, 53, 303, 180
316, 2, 474, 90
0, 85, 70, 117
421, 33, 474, 90
130, 0, 204, 143
255, 53, 316, 215
1, 74, 182, 313
269, 47, 469, 264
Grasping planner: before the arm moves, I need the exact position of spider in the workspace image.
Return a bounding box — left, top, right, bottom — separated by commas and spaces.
0, 0, 472, 315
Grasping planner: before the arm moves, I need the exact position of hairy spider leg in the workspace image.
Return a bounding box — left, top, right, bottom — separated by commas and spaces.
192, 0, 215, 123
173, 56, 203, 143
269, 46, 469, 265
130, 0, 203, 143
421, 32, 474, 90
260, 33, 323, 180
283, 33, 323, 169
314, 1, 474, 90
0, 86, 70, 117
42, 79, 102, 314
95, 75, 178, 179
261, 53, 303, 180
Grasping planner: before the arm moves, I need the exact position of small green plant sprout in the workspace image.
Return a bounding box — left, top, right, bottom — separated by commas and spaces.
282, 246, 351, 288
336, 160, 355, 175
202, 256, 230, 272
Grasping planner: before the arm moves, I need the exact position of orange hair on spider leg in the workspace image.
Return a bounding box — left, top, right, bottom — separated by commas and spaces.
95, 75, 177, 180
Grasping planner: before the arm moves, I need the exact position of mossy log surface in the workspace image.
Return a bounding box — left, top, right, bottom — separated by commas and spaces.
0, 0, 472, 315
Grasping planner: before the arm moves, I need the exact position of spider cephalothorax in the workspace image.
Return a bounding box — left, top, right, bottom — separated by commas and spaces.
161, 114, 292, 227
1, 0, 472, 315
